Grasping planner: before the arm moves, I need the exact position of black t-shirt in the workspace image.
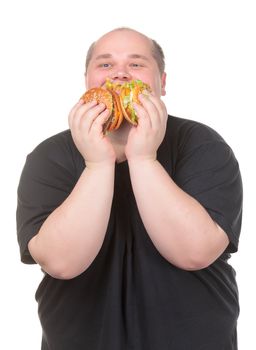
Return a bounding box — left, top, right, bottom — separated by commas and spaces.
17, 116, 243, 350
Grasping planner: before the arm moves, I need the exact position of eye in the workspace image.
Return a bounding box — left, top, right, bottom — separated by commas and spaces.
130, 62, 145, 69
99, 63, 112, 68
130, 63, 141, 67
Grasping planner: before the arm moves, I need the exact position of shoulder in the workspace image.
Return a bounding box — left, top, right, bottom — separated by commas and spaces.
25, 130, 84, 179
166, 115, 234, 158
165, 115, 240, 177
167, 115, 226, 145
31, 129, 75, 157
29, 129, 81, 162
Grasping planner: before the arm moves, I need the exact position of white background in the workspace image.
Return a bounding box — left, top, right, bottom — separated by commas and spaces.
1, 0, 255, 348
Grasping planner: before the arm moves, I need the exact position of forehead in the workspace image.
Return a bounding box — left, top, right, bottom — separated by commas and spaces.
91, 30, 154, 58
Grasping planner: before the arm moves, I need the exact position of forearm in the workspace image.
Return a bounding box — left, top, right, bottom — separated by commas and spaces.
28, 163, 115, 279
128, 159, 229, 270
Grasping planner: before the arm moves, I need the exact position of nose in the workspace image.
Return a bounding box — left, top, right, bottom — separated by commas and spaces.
110, 68, 132, 82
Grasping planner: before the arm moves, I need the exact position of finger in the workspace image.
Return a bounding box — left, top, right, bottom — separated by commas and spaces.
79, 103, 107, 132
68, 99, 85, 128
139, 94, 167, 129
133, 102, 152, 129
149, 95, 167, 120
69, 100, 97, 129
145, 94, 167, 120
74, 100, 99, 122
90, 108, 111, 134
138, 94, 159, 128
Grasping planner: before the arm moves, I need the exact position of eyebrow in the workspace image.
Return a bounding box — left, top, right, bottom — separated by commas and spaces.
94, 53, 149, 61
128, 54, 149, 61
95, 54, 112, 60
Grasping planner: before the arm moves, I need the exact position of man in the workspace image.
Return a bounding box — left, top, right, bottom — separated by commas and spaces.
17, 28, 242, 349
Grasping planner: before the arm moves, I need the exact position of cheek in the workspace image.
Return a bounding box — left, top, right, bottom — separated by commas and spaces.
144, 80, 161, 97
133, 73, 162, 95
86, 76, 104, 89
151, 77, 165, 97
132, 75, 153, 91
85, 74, 93, 90
85, 68, 109, 89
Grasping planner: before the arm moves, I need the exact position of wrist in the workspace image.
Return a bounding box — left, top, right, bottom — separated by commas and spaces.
85, 159, 116, 171
127, 157, 158, 172
127, 154, 157, 166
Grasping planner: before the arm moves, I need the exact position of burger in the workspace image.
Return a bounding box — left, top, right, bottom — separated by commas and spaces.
81, 79, 151, 132
81, 86, 123, 132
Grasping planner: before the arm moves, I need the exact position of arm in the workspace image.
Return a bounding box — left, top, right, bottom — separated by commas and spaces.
128, 158, 229, 270
126, 94, 229, 270
28, 100, 116, 279
28, 164, 115, 279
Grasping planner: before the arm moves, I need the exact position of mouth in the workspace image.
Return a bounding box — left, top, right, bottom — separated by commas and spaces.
101, 78, 134, 88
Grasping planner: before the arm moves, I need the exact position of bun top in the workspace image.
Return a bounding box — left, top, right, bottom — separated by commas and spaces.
81, 88, 113, 113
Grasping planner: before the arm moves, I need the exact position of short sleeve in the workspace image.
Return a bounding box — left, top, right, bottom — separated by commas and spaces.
174, 124, 243, 253
16, 133, 79, 264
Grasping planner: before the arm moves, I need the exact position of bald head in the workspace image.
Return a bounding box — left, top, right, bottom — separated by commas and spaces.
85, 27, 165, 75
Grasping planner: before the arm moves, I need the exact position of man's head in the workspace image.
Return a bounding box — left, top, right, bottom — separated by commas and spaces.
85, 28, 166, 97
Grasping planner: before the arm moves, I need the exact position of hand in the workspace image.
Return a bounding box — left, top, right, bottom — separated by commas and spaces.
125, 93, 168, 162
68, 100, 116, 168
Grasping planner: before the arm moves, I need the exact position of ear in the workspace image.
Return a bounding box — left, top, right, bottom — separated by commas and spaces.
161, 72, 167, 96
84, 72, 88, 90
